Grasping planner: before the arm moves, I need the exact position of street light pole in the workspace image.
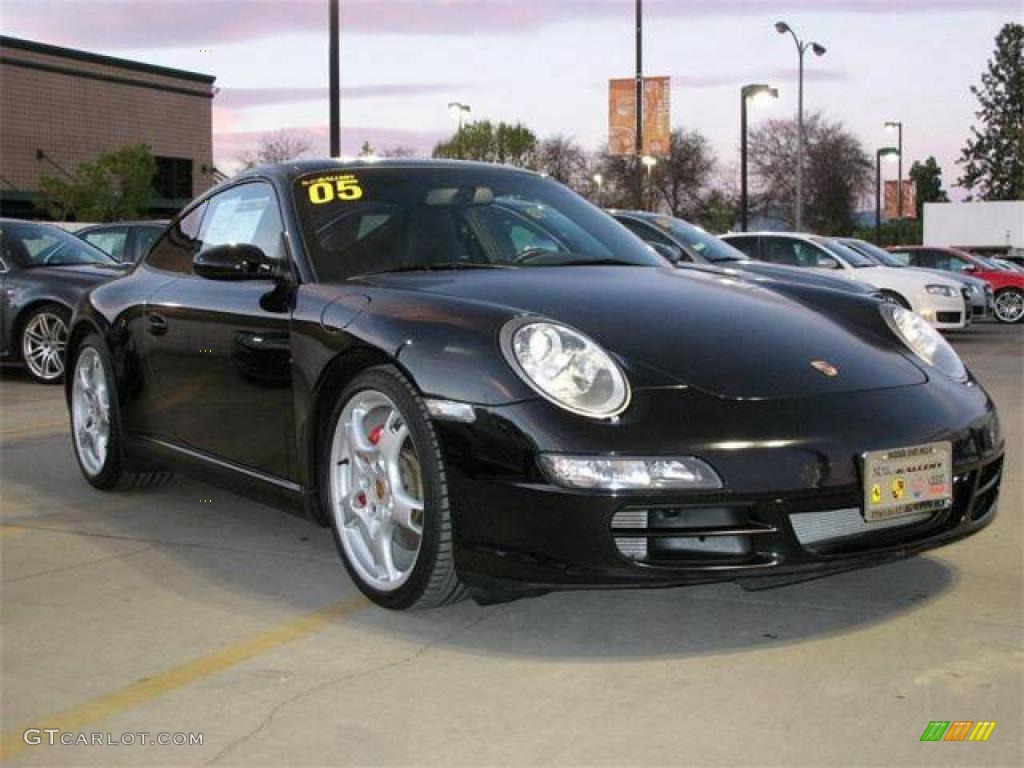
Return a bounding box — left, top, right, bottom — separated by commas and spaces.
876, 146, 900, 244
642, 155, 657, 211
448, 102, 470, 159
328, 0, 340, 157
634, 0, 644, 210
740, 83, 779, 232
885, 120, 904, 218
775, 21, 826, 232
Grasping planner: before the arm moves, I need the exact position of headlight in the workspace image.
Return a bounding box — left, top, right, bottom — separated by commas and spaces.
539, 455, 722, 490
881, 305, 967, 381
501, 319, 630, 418
925, 284, 955, 297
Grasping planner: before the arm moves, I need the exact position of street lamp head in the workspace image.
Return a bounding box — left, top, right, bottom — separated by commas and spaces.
878, 146, 900, 161
593, 173, 603, 186
884, 120, 901, 132
775, 21, 790, 34
811, 42, 827, 56
641, 155, 657, 168
447, 101, 470, 115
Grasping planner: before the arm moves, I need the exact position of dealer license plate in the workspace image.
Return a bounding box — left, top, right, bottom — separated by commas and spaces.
862, 442, 952, 522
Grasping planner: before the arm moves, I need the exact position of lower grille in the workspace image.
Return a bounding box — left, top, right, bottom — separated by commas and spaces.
936, 311, 963, 324
611, 506, 770, 565
790, 507, 932, 546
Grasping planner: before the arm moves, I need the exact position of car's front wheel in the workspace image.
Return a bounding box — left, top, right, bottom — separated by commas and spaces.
993, 288, 1023, 323
322, 366, 464, 610
20, 303, 69, 384
70, 335, 174, 491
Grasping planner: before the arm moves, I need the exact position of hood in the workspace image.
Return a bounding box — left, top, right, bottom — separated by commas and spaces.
727, 261, 877, 296
363, 266, 926, 400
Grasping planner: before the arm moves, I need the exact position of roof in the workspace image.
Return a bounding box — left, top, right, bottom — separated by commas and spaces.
0, 35, 215, 84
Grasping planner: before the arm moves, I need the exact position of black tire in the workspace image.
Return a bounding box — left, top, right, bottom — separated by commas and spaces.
880, 290, 911, 310
69, 334, 174, 491
19, 303, 70, 385
993, 288, 1024, 324
320, 365, 465, 610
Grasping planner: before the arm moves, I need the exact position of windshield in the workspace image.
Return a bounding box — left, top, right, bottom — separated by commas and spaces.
646, 216, 746, 262
0, 221, 116, 268
842, 238, 904, 268
813, 237, 876, 268
294, 166, 664, 281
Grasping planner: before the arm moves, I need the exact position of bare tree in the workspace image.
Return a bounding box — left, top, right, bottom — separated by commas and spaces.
651, 129, 717, 219
748, 112, 871, 234
237, 129, 313, 169
535, 135, 589, 190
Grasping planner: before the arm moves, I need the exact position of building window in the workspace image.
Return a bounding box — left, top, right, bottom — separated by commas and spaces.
154, 156, 193, 199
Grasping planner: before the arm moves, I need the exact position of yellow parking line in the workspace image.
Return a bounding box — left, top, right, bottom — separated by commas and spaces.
0, 596, 367, 762
0, 421, 69, 439
0, 524, 31, 539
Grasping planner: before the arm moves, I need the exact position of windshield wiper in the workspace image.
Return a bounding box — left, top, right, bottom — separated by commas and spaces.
369, 262, 514, 275
538, 258, 646, 267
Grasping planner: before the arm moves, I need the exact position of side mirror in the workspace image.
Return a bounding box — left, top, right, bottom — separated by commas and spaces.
193, 243, 283, 281
649, 242, 686, 264
815, 254, 840, 269
962, 264, 977, 273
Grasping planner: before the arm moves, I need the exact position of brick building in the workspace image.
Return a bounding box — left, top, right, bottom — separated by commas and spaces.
0, 36, 217, 219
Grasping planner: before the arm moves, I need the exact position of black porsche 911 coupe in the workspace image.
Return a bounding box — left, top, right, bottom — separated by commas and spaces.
1, 219, 126, 383
65, 160, 1004, 610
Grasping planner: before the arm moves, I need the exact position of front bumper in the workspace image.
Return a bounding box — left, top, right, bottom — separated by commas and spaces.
915, 291, 969, 329
432, 380, 1003, 595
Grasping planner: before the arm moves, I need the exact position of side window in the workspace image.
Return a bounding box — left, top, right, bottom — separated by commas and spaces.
761, 237, 800, 266
134, 227, 163, 262
199, 182, 286, 261
83, 228, 129, 261
145, 203, 206, 274
948, 255, 973, 273
804, 242, 841, 268
728, 237, 759, 259
888, 250, 913, 266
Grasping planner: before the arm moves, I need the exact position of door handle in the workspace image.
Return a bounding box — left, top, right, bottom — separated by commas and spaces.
148, 313, 168, 336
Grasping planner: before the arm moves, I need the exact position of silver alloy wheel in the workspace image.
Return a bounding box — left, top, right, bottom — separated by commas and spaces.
71, 347, 111, 477
994, 290, 1024, 323
22, 311, 68, 381
329, 389, 425, 592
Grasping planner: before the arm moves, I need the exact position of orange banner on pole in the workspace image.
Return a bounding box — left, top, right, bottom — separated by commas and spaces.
884, 180, 917, 219
608, 76, 671, 156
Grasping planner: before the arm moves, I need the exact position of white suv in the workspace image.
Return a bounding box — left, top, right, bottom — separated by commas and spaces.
722, 233, 969, 330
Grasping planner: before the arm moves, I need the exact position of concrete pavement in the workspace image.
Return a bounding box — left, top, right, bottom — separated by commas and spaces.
1, 323, 1020, 767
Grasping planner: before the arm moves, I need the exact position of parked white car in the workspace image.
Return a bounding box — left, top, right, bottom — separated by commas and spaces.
722, 232, 970, 330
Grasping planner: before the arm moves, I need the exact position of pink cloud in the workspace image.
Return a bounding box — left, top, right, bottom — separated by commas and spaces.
2, 0, 1016, 49
215, 83, 469, 110
673, 68, 850, 89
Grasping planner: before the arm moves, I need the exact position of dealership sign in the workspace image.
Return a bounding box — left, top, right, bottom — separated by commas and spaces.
608, 76, 671, 156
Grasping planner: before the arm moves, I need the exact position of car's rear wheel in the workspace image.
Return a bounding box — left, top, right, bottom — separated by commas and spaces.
993, 288, 1023, 323
322, 366, 464, 610
20, 304, 69, 384
70, 335, 174, 491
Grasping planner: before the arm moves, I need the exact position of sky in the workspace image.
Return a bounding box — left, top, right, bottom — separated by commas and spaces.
2, 0, 1019, 198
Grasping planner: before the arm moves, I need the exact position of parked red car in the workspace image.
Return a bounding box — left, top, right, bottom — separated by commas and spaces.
889, 246, 1024, 324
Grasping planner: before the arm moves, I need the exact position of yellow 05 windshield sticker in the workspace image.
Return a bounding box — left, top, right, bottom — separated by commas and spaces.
302, 174, 364, 205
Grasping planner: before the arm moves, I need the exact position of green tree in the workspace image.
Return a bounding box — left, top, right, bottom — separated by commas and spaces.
957, 22, 1024, 200
908, 156, 950, 219
37, 143, 156, 221
432, 120, 537, 167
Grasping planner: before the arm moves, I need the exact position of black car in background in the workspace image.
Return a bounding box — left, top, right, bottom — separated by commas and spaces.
66, 161, 1003, 610
612, 211, 880, 298
77, 221, 167, 263
1, 219, 125, 383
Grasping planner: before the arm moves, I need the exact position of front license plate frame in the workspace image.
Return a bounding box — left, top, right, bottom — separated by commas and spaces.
861, 441, 953, 523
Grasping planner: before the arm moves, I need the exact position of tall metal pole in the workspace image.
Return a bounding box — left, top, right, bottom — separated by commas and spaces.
896, 122, 903, 218
741, 90, 749, 232
796, 45, 805, 231
634, 0, 644, 210
875, 150, 882, 245
328, 0, 340, 157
